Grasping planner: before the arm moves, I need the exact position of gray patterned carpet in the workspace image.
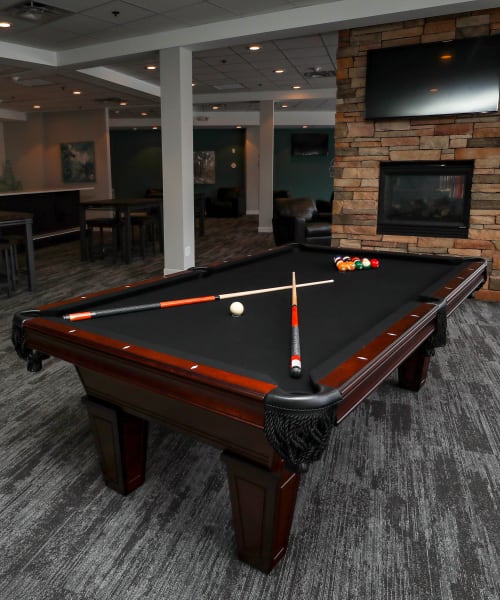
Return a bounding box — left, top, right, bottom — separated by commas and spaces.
1, 217, 499, 600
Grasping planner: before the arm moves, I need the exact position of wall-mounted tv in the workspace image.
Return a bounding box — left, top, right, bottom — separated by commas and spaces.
291, 133, 329, 156
365, 35, 500, 120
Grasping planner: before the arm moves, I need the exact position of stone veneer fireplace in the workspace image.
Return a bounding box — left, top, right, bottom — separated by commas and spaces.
332, 8, 500, 301
377, 161, 473, 238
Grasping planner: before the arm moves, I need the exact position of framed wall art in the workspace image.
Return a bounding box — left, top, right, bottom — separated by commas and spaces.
193, 150, 215, 184
61, 141, 96, 183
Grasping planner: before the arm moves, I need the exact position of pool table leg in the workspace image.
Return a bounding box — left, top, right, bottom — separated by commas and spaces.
398, 346, 431, 391
85, 396, 148, 495
221, 451, 300, 573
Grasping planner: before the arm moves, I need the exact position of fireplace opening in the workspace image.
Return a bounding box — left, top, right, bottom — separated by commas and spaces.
377, 161, 473, 238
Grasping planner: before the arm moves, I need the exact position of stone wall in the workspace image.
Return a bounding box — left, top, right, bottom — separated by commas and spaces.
333, 9, 500, 301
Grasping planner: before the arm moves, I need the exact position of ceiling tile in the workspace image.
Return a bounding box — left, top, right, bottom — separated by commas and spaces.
50, 14, 116, 35
81, 1, 155, 24
211, 0, 290, 16
42, 0, 106, 10
159, 2, 236, 26
123, 0, 199, 11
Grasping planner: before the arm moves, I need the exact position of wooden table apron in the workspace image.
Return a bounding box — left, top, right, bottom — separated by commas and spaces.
79, 197, 163, 263
0, 210, 36, 291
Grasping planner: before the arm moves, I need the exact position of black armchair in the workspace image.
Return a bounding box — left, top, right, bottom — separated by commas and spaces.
207, 187, 245, 217
272, 197, 332, 246
316, 190, 334, 214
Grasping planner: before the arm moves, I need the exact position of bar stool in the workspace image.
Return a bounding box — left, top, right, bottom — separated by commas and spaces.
0, 234, 21, 289
85, 217, 120, 262
0, 240, 14, 297
130, 212, 159, 259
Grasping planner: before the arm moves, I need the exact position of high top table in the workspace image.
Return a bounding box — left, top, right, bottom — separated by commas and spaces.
0, 210, 36, 291
79, 197, 163, 263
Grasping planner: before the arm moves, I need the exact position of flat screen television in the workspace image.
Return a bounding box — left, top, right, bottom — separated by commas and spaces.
365, 35, 500, 120
291, 133, 329, 156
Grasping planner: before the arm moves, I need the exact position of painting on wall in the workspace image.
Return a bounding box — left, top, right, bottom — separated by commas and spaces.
193, 150, 215, 184
60, 141, 96, 183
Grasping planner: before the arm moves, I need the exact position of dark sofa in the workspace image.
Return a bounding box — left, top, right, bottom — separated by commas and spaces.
272, 196, 332, 246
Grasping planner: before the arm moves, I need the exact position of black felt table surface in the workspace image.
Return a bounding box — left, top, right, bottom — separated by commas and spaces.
42, 245, 467, 393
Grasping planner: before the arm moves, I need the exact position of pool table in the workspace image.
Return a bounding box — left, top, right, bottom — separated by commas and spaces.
12, 243, 487, 572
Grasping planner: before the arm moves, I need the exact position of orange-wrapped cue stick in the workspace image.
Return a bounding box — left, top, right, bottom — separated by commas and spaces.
62, 278, 334, 321
290, 272, 302, 378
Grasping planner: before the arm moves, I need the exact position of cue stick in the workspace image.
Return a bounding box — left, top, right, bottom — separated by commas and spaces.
290, 272, 302, 378
62, 278, 334, 321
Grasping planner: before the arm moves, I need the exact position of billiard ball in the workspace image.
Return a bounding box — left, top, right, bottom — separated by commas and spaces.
370, 258, 380, 269
229, 301, 245, 316
361, 258, 371, 269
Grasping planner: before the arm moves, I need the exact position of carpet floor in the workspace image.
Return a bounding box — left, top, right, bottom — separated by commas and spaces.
1, 217, 499, 600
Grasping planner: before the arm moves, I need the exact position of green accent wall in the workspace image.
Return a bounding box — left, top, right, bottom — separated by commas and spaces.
110, 127, 333, 201
110, 128, 245, 199
274, 128, 334, 202
193, 129, 246, 198
110, 130, 162, 198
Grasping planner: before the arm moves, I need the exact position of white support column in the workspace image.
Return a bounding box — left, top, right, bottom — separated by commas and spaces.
258, 100, 274, 233
0, 123, 6, 173
159, 47, 195, 274
245, 126, 259, 215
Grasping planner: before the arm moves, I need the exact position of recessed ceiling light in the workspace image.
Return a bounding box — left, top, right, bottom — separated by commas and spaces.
211, 105, 220, 110
119, 101, 127, 106
292, 85, 302, 89
140, 111, 148, 116
152, 126, 159, 130
302, 125, 309, 128
281, 104, 288, 108
236, 125, 242, 129
440, 53, 453, 60
145, 65, 157, 70
72, 90, 81, 95
192, 82, 196, 87
248, 44, 261, 51
32, 104, 41, 109
273, 68, 285, 74
429, 88, 439, 93
0, 21, 12, 28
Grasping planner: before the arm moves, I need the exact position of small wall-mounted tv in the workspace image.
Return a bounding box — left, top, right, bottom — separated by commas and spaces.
365, 35, 500, 120
291, 133, 329, 156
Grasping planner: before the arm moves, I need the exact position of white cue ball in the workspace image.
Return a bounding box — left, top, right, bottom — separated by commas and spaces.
229, 301, 245, 316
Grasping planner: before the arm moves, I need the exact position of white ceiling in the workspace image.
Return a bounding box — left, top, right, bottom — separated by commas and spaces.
0, 0, 497, 125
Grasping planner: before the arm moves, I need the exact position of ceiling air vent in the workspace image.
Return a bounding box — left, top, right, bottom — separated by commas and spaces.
303, 67, 336, 79
5, 1, 72, 24
213, 83, 244, 90
94, 97, 124, 104
13, 78, 52, 86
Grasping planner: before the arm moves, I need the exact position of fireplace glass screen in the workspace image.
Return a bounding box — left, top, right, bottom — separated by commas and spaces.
377, 161, 473, 238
